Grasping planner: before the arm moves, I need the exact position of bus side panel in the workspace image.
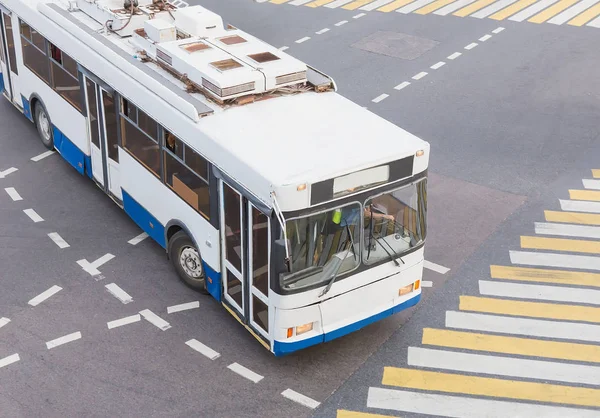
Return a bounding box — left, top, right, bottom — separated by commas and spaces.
52, 126, 85, 175
203, 262, 221, 302
21, 95, 32, 120
0, 72, 5, 95
122, 190, 166, 248
119, 151, 222, 276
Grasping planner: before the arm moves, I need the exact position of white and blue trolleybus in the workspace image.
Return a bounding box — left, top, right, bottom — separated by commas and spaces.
0, 0, 430, 355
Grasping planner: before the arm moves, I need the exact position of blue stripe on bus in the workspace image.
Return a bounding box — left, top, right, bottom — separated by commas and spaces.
272, 292, 422, 356
84, 154, 92, 178
0, 73, 4, 94
203, 262, 221, 302
21, 96, 32, 121
52, 126, 86, 175
122, 190, 166, 249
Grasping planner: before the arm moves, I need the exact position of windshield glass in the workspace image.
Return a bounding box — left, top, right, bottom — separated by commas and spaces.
363, 178, 427, 265
281, 202, 361, 291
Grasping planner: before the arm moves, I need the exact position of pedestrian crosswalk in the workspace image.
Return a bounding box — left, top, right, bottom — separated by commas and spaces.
336, 168, 600, 418
267, 0, 600, 29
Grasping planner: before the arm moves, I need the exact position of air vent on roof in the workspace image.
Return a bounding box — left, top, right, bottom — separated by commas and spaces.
202, 78, 255, 98
156, 49, 173, 66
180, 41, 211, 53
248, 52, 279, 63
210, 58, 243, 71
218, 35, 247, 45
276, 71, 307, 85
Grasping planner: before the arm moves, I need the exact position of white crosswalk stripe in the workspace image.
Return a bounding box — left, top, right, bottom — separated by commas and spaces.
534, 222, 600, 239
472, 0, 519, 17
478, 280, 600, 305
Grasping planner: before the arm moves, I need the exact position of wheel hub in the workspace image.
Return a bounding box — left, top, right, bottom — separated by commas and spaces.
180, 247, 203, 279
39, 112, 50, 142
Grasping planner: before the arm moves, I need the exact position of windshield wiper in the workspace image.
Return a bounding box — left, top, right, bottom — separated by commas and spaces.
365, 204, 404, 266
319, 229, 355, 297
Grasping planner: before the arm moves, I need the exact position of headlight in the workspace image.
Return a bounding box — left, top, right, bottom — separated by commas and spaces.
399, 280, 420, 296
296, 322, 314, 335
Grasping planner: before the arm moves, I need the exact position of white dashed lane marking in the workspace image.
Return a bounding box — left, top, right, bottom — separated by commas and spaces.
421, 280, 433, 288
0, 317, 10, 330
107, 314, 141, 329
140, 309, 171, 331
77, 253, 115, 276
0, 167, 18, 179
394, 81, 411, 90
353, 12, 366, 18
335, 20, 348, 26
424, 260, 450, 274
492, 26, 505, 33
295, 36, 310, 43
465, 42, 478, 50
128, 232, 148, 245
412, 71, 428, 80
479, 34, 492, 41
186, 339, 221, 360
4, 187, 22, 201
372, 94, 389, 103
30, 150, 55, 162
281, 388, 321, 409
48, 232, 70, 249
448, 52, 462, 59
316, 28, 330, 34
23, 209, 44, 223
28, 285, 62, 306
279, 46, 289, 51
431, 61, 446, 69
46, 331, 82, 350
167, 301, 200, 314
0, 353, 20, 369
105, 283, 133, 304
227, 363, 264, 383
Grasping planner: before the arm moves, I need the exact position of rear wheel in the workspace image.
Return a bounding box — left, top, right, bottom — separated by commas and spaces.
34, 102, 53, 149
168, 230, 209, 294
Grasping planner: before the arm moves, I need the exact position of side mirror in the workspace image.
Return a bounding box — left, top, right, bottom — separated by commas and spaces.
273, 238, 291, 277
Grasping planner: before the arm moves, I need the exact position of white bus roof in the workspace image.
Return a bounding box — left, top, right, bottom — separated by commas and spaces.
7, 0, 429, 211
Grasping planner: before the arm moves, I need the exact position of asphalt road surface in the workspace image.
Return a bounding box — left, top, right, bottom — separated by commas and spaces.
1, 0, 600, 417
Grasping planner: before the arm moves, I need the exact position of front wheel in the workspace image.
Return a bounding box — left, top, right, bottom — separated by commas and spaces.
34, 102, 53, 149
168, 230, 209, 294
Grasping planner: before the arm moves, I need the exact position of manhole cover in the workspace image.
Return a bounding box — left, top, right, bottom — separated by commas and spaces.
351, 31, 439, 60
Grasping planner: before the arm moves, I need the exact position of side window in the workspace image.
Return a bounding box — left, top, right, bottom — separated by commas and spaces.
120, 98, 161, 177
49, 42, 83, 112
163, 130, 210, 219
3, 13, 18, 74
19, 21, 49, 83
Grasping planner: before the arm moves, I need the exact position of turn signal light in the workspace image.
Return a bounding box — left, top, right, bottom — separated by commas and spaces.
399, 283, 414, 296
414, 279, 421, 290
416, 150, 425, 157
296, 322, 314, 335
287, 328, 293, 338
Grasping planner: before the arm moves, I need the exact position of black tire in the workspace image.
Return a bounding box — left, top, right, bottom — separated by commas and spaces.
168, 230, 209, 294
34, 102, 54, 150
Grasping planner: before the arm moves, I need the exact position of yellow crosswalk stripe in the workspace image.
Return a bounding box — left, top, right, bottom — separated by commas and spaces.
378, 0, 416, 12
528, 0, 579, 23
270, 0, 291, 3
337, 410, 399, 418
459, 295, 600, 323
422, 328, 600, 363
306, 0, 336, 7
568, 2, 600, 25
343, 0, 373, 9
490, 265, 600, 287
569, 189, 600, 201
545, 210, 600, 225
489, 0, 538, 20
594, 169, 600, 178
521, 235, 600, 254
415, 0, 456, 14
454, 0, 498, 16
382, 367, 600, 408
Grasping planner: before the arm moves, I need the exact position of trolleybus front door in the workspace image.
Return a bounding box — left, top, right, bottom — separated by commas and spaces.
0, 10, 19, 103
220, 180, 271, 345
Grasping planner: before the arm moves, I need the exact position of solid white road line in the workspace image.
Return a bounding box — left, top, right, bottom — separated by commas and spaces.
479, 34, 492, 42
23, 209, 43, 223
107, 314, 141, 329
509, 0, 560, 21
30, 150, 55, 162
510, 250, 600, 271
295, 36, 310, 44
0, 353, 20, 369
316, 28, 330, 34
424, 260, 450, 274
583, 179, 600, 190
431, 61, 446, 69
367, 387, 600, 418
4, 187, 22, 201
140, 309, 171, 330
412, 71, 428, 80
398, 0, 437, 13
464, 42, 478, 50
535, 222, 600, 239
128, 232, 148, 245
372, 94, 389, 103
186, 339, 221, 360
560, 199, 600, 213
446, 310, 600, 343
472, 0, 519, 18
48, 232, 70, 249
548, 0, 600, 24
361, 0, 395, 10
353, 12, 366, 18
28, 285, 62, 306
46, 331, 82, 349
167, 301, 200, 314
281, 388, 321, 409
421, 280, 433, 288
0, 167, 18, 179
105, 283, 133, 304
408, 346, 600, 385
479, 280, 600, 305
0, 317, 10, 329
448, 52, 462, 59
492, 26, 506, 33
227, 363, 264, 383
394, 81, 411, 90
334, 20, 348, 26
435, 0, 477, 15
